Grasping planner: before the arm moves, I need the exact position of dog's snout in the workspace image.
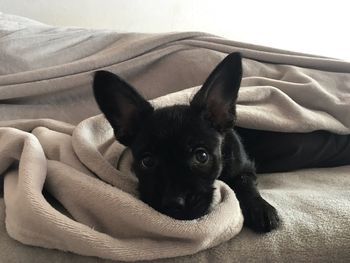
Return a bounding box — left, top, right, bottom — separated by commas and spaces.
162, 196, 186, 211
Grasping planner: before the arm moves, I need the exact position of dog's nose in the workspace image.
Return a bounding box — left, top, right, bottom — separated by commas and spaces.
162, 196, 186, 211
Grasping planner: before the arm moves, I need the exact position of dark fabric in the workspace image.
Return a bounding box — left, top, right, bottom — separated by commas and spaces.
236, 127, 350, 173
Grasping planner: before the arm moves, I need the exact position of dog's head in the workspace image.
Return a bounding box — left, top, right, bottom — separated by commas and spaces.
93, 52, 242, 220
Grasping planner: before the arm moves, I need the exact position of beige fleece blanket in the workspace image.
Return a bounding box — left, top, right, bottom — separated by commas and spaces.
1, 114, 243, 262
1, 12, 350, 262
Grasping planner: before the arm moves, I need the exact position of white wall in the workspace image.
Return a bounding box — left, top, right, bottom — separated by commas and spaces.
1, 0, 349, 61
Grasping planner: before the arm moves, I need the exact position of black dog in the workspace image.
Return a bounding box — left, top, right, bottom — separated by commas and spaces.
93, 52, 279, 233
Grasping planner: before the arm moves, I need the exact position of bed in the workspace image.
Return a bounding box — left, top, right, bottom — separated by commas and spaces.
0, 12, 349, 262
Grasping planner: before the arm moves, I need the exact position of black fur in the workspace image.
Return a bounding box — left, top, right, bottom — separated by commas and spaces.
93, 52, 280, 233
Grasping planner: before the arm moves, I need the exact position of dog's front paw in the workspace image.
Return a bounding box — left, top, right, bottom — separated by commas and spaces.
241, 197, 280, 233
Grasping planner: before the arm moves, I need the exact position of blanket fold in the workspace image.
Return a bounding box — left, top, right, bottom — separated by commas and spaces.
1, 115, 243, 261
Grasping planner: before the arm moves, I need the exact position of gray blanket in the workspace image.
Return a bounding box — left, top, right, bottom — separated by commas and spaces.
0, 12, 350, 263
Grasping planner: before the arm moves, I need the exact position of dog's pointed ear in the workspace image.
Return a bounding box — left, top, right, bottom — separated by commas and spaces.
93, 70, 154, 146
190, 52, 242, 130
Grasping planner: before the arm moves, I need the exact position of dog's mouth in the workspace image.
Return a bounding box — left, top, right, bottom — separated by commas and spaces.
140, 193, 214, 221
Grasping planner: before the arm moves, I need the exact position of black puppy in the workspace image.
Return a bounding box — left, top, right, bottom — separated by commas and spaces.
93, 52, 280, 233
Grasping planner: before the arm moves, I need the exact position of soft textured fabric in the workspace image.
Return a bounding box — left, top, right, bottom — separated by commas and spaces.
1, 13, 350, 134
1, 115, 243, 262
0, 12, 350, 262
1, 166, 350, 263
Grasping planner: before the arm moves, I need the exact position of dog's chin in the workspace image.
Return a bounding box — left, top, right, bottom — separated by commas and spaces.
160, 207, 210, 221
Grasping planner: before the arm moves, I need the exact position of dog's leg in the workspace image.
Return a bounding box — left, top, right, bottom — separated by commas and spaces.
236, 127, 350, 173
220, 131, 280, 233
222, 170, 280, 233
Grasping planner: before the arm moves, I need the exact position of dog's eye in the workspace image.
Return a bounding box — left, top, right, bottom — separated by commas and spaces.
194, 148, 209, 164
141, 154, 156, 169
